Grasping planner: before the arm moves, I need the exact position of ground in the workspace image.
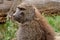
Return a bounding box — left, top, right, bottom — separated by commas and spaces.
55, 33, 60, 40
55, 36, 60, 40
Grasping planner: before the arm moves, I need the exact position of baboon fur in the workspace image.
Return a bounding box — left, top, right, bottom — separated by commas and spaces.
12, 3, 55, 40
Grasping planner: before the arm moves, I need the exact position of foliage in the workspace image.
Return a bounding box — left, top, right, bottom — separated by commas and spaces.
46, 16, 60, 32
0, 18, 18, 40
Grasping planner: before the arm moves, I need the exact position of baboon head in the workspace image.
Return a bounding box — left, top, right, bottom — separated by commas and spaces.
12, 3, 35, 23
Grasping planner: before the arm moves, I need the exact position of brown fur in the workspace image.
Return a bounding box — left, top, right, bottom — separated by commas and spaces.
12, 3, 55, 40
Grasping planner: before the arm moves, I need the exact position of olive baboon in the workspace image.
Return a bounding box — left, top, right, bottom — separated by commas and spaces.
12, 3, 55, 40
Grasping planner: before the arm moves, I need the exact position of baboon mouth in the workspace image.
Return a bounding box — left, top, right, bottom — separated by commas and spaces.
13, 16, 24, 23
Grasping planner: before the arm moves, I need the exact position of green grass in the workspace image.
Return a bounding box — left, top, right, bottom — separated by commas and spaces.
46, 16, 60, 32
0, 19, 18, 40
4, 20, 18, 40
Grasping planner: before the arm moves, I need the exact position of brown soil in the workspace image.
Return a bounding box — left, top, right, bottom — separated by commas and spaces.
55, 33, 60, 40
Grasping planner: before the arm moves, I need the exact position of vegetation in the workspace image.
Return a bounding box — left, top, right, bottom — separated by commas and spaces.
46, 16, 60, 32
0, 15, 60, 40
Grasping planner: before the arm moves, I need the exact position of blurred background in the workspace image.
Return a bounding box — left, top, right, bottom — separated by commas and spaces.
0, 0, 60, 40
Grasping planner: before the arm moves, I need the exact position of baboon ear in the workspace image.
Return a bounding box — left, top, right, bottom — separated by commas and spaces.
32, 6, 40, 14
32, 5, 37, 13
32, 6, 41, 18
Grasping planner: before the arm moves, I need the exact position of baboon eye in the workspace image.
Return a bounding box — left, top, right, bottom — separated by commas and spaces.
18, 7, 26, 10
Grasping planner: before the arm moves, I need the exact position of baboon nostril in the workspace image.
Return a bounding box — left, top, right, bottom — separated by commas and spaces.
20, 12, 24, 16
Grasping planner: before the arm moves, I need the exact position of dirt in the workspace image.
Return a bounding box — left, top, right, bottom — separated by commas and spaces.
55, 36, 60, 40
55, 33, 60, 40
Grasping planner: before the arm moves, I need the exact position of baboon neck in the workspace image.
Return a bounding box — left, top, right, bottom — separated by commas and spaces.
21, 19, 35, 24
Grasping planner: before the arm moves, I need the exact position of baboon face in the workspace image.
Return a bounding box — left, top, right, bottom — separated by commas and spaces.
13, 3, 35, 23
